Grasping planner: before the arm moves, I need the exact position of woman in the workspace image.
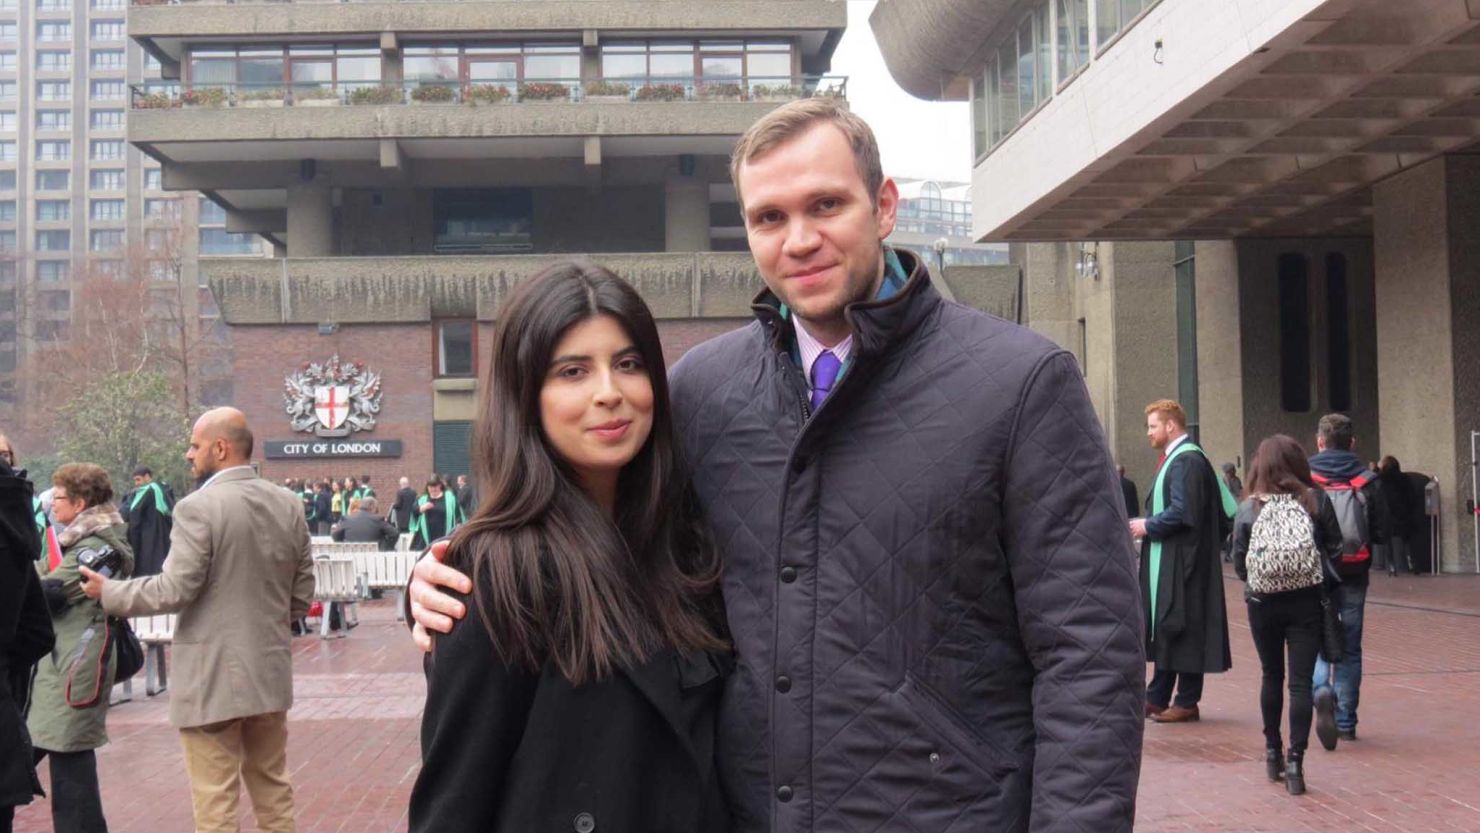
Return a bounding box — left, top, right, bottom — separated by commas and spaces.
1375, 456, 1415, 575
1232, 436, 1343, 796
407, 477, 460, 552
409, 262, 730, 833
29, 463, 133, 832
330, 480, 345, 525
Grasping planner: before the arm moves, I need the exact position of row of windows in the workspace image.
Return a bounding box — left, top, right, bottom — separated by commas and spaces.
1277, 252, 1352, 414
0, 21, 124, 41
972, 0, 1160, 158
1, 109, 126, 130
0, 49, 125, 71
0, 197, 178, 222
0, 79, 126, 100
0, 0, 127, 8
2, 138, 125, 160
31, 228, 186, 251
0, 167, 162, 190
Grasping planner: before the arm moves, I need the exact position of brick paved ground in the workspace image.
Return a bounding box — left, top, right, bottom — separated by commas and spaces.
14, 572, 1480, 832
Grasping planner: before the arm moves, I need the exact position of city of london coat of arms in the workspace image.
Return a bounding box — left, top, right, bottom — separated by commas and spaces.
283, 354, 382, 438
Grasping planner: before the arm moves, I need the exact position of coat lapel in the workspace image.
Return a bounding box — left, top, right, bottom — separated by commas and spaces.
618, 650, 727, 771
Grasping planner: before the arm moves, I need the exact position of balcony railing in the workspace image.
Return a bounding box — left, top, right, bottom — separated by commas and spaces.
129, 75, 848, 109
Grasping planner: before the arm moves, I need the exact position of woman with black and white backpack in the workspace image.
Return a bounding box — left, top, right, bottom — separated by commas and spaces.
1232, 434, 1345, 796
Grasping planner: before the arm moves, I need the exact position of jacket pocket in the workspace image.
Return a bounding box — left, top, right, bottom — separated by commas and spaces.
899, 672, 1017, 780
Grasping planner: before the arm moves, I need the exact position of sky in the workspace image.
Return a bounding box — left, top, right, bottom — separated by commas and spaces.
828, 0, 974, 185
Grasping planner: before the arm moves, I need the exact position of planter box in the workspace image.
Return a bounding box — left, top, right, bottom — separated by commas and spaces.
296, 98, 341, 108
240, 99, 285, 108
584, 94, 629, 104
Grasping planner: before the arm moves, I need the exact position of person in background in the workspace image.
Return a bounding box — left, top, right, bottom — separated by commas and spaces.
0, 434, 55, 833
330, 480, 345, 525
1222, 462, 1244, 501
314, 481, 333, 536
1119, 465, 1139, 520
453, 475, 475, 520
30, 463, 134, 833
409, 478, 462, 552
1231, 435, 1344, 796
392, 477, 417, 534
1374, 456, 1416, 576
122, 466, 174, 577
332, 496, 399, 551
354, 476, 374, 501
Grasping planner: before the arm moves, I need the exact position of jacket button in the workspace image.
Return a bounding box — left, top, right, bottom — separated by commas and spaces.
780, 566, 797, 583
777, 785, 793, 803
573, 812, 595, 833
776, 675, 791, 693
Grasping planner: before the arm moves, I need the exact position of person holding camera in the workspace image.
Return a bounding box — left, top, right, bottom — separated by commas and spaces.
28, 463, 133, 833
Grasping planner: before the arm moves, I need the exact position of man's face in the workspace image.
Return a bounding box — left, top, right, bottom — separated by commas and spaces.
185, 422, 221, 483
1146, 412, 1178, 451
738, 123, 899, 343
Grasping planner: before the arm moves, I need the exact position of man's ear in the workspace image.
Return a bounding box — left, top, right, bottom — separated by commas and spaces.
874, 177, 900, 240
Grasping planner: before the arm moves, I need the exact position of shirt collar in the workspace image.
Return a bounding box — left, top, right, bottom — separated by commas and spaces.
785, 245, 910, 380
201, 464, 254, 490
1165, 433, 1190, 456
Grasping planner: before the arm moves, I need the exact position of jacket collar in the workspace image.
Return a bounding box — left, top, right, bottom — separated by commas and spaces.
618, 648, 728, 770
751, 247, 941, 362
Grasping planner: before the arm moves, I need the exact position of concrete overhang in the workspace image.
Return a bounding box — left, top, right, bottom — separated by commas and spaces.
869, 0, 1015, 101
204, 252, 764, 325
957, 0, 1480, 241
131, 0, 847, 65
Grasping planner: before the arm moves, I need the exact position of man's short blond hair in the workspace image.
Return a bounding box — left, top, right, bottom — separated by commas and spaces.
1145, 399, 1187, 428
729, 97, 884, 208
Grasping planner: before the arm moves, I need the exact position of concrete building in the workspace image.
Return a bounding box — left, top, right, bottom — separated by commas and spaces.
0, 0, 256, 412
126, 0, 847, 483
873, 0, 1480, 570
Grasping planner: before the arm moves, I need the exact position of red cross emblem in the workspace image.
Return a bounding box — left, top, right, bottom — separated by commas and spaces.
314, 385, 350, 430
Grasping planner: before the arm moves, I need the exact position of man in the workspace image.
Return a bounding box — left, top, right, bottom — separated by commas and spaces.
79, 407, 315, 833
408, 478, 461, 552
410, 99, 1145, 831
1129, 400, 1234, 723
453, 474, 475, 519
1309, 413, 1388, 749
353, 475, 374, 502
331, 496, 399, 551
123, 465, 175, 576
313, 481, 333, 536
391, 477, 417, 534
0, 434, 55, 830
1119, 465, 1139, 519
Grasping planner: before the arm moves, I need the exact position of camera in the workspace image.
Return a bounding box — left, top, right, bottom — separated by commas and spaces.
77, 544, 124, 579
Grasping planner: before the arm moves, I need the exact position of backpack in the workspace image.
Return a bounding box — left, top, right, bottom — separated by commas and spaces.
1311, 472, 1371, 572
1245, 494, 1324, 594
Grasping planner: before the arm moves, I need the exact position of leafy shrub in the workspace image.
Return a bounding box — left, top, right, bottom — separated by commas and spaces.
180, 88, 227, 107
634, 83, 685, 102
467, 84, 511, 104
518, 82, 570, 101
349, 85, 401, 105
584, 80, 631, 97
697, 82, 743, 99
411, 84, 456, 103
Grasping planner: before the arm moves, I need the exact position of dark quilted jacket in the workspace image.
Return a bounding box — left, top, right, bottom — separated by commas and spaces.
669, 249, 1145, 833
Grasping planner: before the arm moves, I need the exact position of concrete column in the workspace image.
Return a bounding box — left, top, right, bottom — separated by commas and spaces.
1194, 241, 1245, 469
1017, 242, 1076, 351
287, 179, 334, 257
1374, 155, 1480, 572
664, 178, 709, 252
1106, 241, 1179, 494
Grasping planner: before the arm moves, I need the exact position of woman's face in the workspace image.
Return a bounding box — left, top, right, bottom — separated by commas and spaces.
539, 314, 655, 494
51, 486, 81, 525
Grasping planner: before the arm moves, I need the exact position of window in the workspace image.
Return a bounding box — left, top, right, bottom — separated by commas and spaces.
1277, 253, 1311, 413
0, 112, 12, 131
404, 42, 579, 94
37, 81, 69, 101
37, 260, 69, 282
90, 109, 123, 129
35, 140, 69, 161
36, 51, 69, 71
37, 22, 70, 42
0, 141, 11, 161
0, 23, 15, 40
36, 109, 69, 130
91, 50, 124, 71
90, 229, 123, 252
92, 0, 126, 8
91, 198, 124, 220
0, 230, 12, 250
0, 52, 14, 70
36, 169, 68, 190
437, 320, 475, 376
90, 139, 125, 160
91, 21, 124, 40
37, 0, 69, 10
1098, 0, 1153, 50
1326, 253, 1351, 412
143, 168, 162, 190
92, 259, 122, 278
36, 199, 69, 221
36, 229, 70, 251
90, 169, 123, 190
35, 321, 68, 342
90, 80, 124, 100
186, 44, 382, 94
433, 421, 473, 479
145, 228, 172, 252
198, 196, 226, 224
39, 290, 69, 313
1056, 0, 1091, 84
600, 39, 793, 88
144, 198, 177, 219
433, 188, 532, 253
0, 171, 11, 190
198, 228, 259, 255
0, 81, 15, 100
0, 201, 13, 221
143, 53, 161, 72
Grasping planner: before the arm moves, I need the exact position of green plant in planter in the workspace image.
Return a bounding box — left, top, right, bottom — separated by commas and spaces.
133, 92, 177, 110
634, 83, 685, 102
411, 84, 456, 103
294, 87, 339, 101
698, 82, 744, 99
751, 84, 803, 99
584, 80, 631, 98
466, 84, 511, 104
240, 88, 286, 101
181, 88, 228, 108
518, 82, 570, 101
349, 85, 401, 105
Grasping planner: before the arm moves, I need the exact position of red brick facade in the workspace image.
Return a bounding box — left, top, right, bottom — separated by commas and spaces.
229, 317, 751, 486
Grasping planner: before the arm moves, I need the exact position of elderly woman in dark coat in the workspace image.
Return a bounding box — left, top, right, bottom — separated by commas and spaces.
28, 463, 133, 833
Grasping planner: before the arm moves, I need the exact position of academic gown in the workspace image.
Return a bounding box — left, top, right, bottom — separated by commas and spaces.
123, 481, 174, 576
1138, 449, 1233, 675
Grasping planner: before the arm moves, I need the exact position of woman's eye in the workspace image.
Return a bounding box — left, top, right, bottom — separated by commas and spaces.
617, 357, 645, 372
556, 365, 585, 379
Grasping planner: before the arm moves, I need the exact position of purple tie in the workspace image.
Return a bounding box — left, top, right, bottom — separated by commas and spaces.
810, 350, 841, 411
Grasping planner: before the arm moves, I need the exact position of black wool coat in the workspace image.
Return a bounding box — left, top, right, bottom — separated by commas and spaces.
1, 469, 54, 808
1139, 448, 1233, 674
409, 586, 731, 833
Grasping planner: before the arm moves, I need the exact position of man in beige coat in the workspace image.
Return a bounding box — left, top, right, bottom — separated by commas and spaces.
80, 407, 315, 833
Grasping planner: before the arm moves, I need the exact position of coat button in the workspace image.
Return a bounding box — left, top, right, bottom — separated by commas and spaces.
776, 675, 791, 693
777, 785, 793, 803
573, 812, 595, 833
780, 566, 797, 583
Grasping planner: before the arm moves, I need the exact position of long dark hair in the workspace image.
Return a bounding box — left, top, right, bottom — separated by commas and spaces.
1245, 434, 1320, 515
448, 261, 725, 684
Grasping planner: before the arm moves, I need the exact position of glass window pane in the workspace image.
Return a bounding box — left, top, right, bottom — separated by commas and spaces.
1037, 2, 1051, 101
239, 55, 283, 90
602, 52, 647, 79
1076, 0, 1091, 68
746, 51, 790, 82
191, 57, 236, 87
439, 321, 473, 376
468, 60, 517, 83
290, 61, 333, 86
997, 45, 1019, 131
1098, 0, 1120, 47
1018, 18, 1035, 115
404, 55, 458, 82
336, 56, 380, 83
972, 75, 987, 157
650, 49, 694, 79
701, 55, 742, 80
524, 53, 579, 81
